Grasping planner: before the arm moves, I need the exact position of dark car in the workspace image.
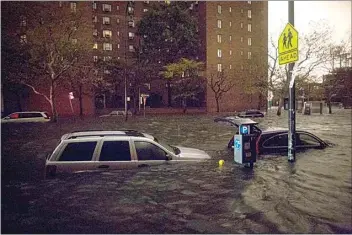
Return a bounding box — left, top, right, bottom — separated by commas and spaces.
238, 109, 264, 118
214, 116, 328, 155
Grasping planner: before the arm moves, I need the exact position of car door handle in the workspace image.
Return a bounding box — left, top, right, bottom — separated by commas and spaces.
138, 164, 149, 168
98, 165, 109, 169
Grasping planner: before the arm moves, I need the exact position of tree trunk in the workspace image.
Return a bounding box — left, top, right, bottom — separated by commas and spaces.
216, 97, 220, 112
79, 84, 83, 117
328, 98, 332, 114
167, 81, 172, 107
277, 98, 283, 116
50, 83, 58, 122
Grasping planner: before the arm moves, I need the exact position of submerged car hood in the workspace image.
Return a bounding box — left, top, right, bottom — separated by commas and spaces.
176, 146, 211, 160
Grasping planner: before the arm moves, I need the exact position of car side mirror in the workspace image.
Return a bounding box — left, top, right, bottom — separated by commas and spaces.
166, 154, 172, 161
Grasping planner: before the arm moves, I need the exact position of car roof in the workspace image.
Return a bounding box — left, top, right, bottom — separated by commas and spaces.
61, 130, 152, 140
214, 116, 258, 127
10, 111, 45, 114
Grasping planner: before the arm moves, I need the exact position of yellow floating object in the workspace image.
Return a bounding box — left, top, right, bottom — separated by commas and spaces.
219, 160, 225, 166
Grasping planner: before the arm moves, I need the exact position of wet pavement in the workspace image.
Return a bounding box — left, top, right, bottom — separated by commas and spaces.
1, 108, 351, 233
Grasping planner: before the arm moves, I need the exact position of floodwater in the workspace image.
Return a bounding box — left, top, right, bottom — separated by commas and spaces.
1, 108, 351, 233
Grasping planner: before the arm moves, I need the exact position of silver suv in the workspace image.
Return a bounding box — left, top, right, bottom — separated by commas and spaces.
45, 130, 211, 177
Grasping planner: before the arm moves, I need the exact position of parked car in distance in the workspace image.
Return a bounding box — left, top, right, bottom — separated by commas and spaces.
238, 109, 264, 118
45, 130, 211, 177
214, 116, 328, 155
1, 111, 50, 123
99, 110, 132, 118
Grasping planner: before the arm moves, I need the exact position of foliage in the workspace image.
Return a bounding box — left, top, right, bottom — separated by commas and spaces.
161, 58, 204, 112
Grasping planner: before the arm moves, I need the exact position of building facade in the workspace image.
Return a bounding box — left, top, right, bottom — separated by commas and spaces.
2, 1, 268, 115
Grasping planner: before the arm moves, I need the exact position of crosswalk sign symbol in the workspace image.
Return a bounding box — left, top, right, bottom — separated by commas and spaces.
278, 23, 299, 65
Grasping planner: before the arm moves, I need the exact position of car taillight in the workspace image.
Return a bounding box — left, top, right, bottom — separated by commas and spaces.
45, 165, 57, 178
44, 116, 50, 119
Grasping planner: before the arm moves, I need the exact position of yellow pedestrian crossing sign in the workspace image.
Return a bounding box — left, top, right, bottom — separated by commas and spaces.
278, 23, 298, 65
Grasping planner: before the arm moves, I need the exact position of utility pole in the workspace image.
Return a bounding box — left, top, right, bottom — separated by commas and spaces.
288, 1, 296, 162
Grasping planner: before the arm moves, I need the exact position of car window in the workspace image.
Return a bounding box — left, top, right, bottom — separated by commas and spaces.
263, 133, 288, 147
135, 141, 168, 161
99, 141, 131, 161
19, 113, 43, 118
297, 133, 321, 146
9, 113, 19, 119
59, 142, 97, 161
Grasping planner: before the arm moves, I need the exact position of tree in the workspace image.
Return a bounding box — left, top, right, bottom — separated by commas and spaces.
207, 70, 235, 113
137, 2, 200, 106
269, 21, 333, 116
2, 2, 91, 122
161, 58, 204, 113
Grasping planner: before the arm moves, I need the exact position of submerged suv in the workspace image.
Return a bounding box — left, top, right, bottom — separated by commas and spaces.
45, 130, 211, 177
1, 111, 50, 123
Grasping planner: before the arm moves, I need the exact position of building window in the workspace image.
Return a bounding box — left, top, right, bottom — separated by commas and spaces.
129, 45, 135, 52
240, 50, 243, 56
118, 44, 120, 49
248, 37, 252, 46
117, 31, 120, 36
217, 20, 222, 28
72, 38, 77, 44
229, 7, 232, 13
248, 51, 252, 59
70, 2, 77, 13
103, 30, 112, 38
217, 64, 222, 72
217, 5, 221, 14
248, 23, 252, 32
229, 50, 232, 55
241, 9, 244, 14
217, 34, 222, 43
93, 56, 98, 62
116, 5, 119, 10
217, 49, 222, 58
102, 4, 111, 12
229, 64, 232, 70
104, 56, 112, 61
229, 35, 232, 41
128, 20, 135, 27
103, 43, 112, 51
117, 18, 120, 24
241, 65, 244, 70
93, 43, 98, 49
20, 35, 27, 44
240, 22, 243, 28
229, 21, 232, 27
93, 16, 97, 23
248, 10, 252, 19
20, 16, 27, 27
128, 32, 135, 40
241, 37, 243, 42
128, 6, 134, 14
103, 17, 110, 25
59, 1, 62, 7
92, 2, 96, 9
248, 1, 252, 4
93, 29, 98, 36
143, 8, 148, 12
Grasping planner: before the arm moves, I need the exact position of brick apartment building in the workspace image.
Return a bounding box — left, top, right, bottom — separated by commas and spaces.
1, 1, 268, 116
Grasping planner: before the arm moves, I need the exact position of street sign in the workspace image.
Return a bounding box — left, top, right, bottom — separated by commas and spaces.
278, 23, 298, 65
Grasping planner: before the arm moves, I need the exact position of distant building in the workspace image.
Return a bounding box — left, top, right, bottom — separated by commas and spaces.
1, 1, 268, 115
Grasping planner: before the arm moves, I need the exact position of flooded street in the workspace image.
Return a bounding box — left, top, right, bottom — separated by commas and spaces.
2, 109, 351, 233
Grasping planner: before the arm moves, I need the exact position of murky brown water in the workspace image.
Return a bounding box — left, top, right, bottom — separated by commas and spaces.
2, 108, 351, 233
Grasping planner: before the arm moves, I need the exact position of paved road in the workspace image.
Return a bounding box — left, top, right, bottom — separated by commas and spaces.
2, 109, 351, 233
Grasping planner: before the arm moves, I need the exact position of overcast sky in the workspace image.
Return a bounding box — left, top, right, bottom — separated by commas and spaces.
268, 1, 351, 77
268, 1, 351, 42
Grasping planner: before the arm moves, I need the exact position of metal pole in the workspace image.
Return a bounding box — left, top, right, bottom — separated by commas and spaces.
288, 1, 296, 162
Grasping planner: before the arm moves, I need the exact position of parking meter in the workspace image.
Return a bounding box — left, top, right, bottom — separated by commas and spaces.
234, 121, 259, 169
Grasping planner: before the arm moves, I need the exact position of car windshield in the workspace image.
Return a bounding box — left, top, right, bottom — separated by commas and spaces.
154, 138, 179, 155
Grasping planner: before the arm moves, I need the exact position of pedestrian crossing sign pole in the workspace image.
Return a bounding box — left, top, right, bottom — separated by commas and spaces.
278, 23, 298, 65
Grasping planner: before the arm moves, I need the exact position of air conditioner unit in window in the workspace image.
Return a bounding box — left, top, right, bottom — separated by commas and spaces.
104, 34, 111, 38
103, 8, 110, 12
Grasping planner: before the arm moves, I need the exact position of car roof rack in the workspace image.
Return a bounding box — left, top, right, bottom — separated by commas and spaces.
62, 130, 145, 140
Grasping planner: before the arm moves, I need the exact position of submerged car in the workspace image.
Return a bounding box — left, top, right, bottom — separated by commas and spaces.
237, 109, 265, 118
214, 116, 328, 155
1, 111, 50, 123
45, 130, 211, 177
